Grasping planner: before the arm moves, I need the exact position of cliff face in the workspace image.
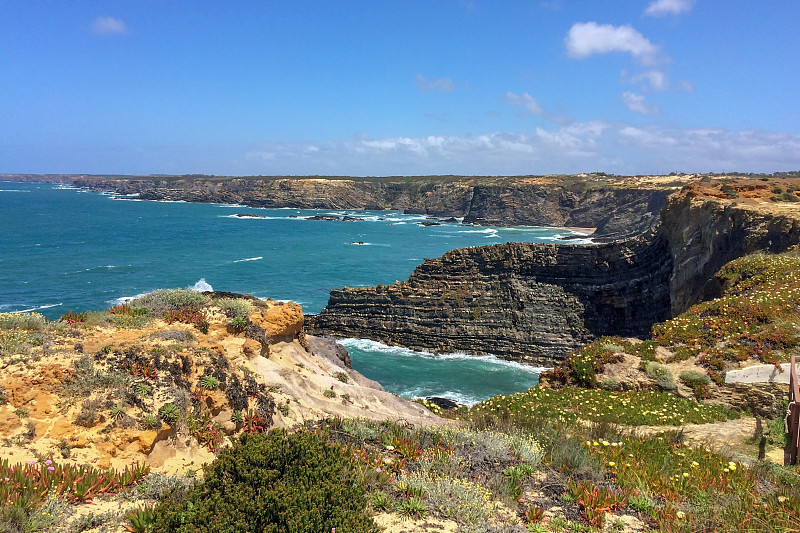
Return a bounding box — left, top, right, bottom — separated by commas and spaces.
307, 228, 673, 365
309, 190, 800, 365
465, 185, 668, 239
68, 175, 667, 231
661, 190, 800, 314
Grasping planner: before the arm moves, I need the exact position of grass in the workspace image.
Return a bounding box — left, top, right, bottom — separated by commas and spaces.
653, 249, 800, 371
463, 386, 740, 427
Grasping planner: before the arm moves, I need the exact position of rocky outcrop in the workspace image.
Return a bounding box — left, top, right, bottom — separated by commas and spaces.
307, 228, 673, 365
661, 189, 800, 314
0, 297, 439, 475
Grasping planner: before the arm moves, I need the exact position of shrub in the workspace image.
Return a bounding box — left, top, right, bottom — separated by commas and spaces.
679, 370, 711, 386
680, 370, 713, 399
229, 315, 249, 330
336, 371, 349, 383
764, 416, 789, 447
0, 312, 47, 331
151, 430, 378, 532
199, 375, 220, 390
396, 471, 493, 524
215, 297, 253, 319
62, 354, 129, 399
164, 306, 209, 334
130, 289, 210, 317
720, 183, 739, 199
59, 311, 87, 324
644, 361, 676, 390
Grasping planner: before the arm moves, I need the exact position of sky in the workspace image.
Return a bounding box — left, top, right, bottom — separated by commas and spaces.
1, 0, 799, 176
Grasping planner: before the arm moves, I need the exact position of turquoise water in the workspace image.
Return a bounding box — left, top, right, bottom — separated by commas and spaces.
0, 182, 583, 403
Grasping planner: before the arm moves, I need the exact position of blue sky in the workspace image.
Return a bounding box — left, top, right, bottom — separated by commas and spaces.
2, 1, 799, 176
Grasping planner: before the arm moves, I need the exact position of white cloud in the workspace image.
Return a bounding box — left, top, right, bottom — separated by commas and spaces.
506, 91, 545, 116
565, 22, 661, 65
92, 16, 127, 35
679, 80, 695, 92
630, 70, 670, 91
236, 122, 800, 177
415, 74, 455, 93
644, 0, 694, 17
621, 92, 660, 114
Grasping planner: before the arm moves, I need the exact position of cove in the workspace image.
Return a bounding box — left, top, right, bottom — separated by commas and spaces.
0, 182, 584, 402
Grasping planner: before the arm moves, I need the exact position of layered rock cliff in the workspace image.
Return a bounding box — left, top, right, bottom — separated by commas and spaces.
660, 188, 800, 314
60, 175, 668, 231
307, 228, 673, 364
309, 185, 800, 365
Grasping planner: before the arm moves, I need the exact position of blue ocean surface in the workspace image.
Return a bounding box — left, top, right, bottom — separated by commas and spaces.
0, 182, 586, 403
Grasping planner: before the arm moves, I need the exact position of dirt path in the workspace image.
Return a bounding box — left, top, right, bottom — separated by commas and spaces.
628, 417, 786, 464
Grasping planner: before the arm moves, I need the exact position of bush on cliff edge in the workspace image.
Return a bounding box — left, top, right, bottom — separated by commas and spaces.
151, 429, 378, 533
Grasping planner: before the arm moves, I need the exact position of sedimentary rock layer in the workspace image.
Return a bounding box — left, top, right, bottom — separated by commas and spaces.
60, 175, 667, 233
309, 190, 800, 365
660, 191, 800, 314
307, 228, 673, 364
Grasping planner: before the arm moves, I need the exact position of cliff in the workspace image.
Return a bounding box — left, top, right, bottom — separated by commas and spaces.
660, 186, 800, 314
56, 174, 669, 231
307, 228, 673, 364
309, 181, 800, 365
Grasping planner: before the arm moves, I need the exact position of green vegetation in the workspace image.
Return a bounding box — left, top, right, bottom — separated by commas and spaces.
151, 430, 379, 532
130, 289, 210, 317
214, 297, 252, 319
0, 458, 148, 530
644, 361, 676, 390
465, 386, 738, 427
2, 248, 800, 531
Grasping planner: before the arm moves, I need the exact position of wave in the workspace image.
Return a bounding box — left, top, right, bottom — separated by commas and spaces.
191, 278, 213, 291
405, 389, 483, 406
14, 303, 63, 313
457, 228, 498, 235
223, 214, 298, 220
232, 256, 263, 263
0, 189, 30, 193
339, 338, 550, 374
108, 293, 148, 306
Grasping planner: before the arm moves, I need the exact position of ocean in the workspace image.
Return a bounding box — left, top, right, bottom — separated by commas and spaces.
0, 182, 587, 404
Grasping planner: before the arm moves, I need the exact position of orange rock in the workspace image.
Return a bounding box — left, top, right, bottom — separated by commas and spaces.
48, 418, 78, 441
0, 406, 22, 435
252, 302, 304, 339
242, 338, 263, 358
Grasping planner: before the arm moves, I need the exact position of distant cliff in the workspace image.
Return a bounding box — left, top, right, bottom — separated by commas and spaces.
59, 175, 667, 232
308, 188, 800, 364
307, 228, 673, 364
